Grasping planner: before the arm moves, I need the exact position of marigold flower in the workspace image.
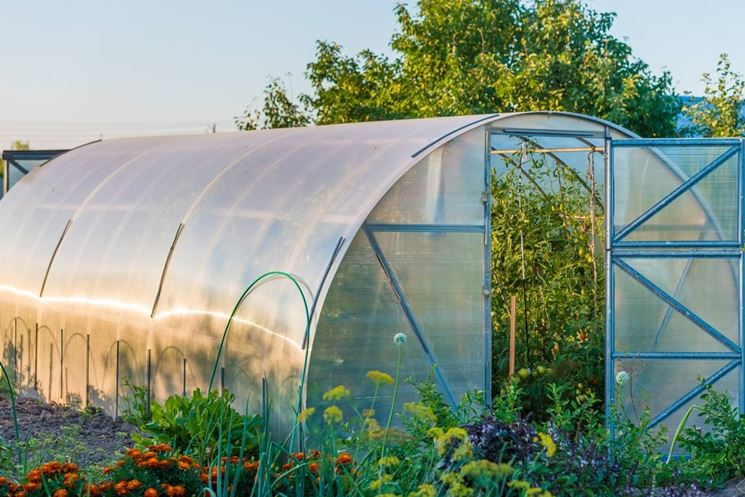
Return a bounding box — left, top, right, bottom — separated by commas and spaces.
308, 462, 319, 473
294, 452, 305, 460
126, 448, 141, 458
323, 405, 343, 424
296, 407, 316, 422
149, 443, 172, 452
336, 452, 352, 465
26, 470, 41, 483
24, 483, 40, 492
178, 461, 190, 470
322, 385, 350, 401
127, 480, 142, 491
243, 461, 259, 471
366, 370, 394, 385
144, 488, 158, 497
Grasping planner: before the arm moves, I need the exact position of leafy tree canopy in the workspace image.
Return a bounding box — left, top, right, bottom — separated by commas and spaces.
683, 53, 745, 137
247, 0, 681, 136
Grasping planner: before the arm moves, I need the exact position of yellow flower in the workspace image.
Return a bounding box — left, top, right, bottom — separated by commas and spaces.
296, 407, 315, 423
323, 385, 351, 401
403, 402, 437, 424
369, 474, 392, 491
409, 484, 436, 497
508, 480, 552, 496
453, 441, 473, 461
367, 370, 395, 385
434, 427, 468, 455
323, 405, 343, 424
378, 456, 400, 467
448, 482, 473, 497
535, 432, 557, 458
460, 459, 513, 485
363, 408, 376, 418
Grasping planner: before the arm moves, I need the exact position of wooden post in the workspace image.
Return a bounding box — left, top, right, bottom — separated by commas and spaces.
509, 295, 517, 378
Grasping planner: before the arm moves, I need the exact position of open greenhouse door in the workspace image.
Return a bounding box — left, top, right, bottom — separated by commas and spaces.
608, 138, 745, 439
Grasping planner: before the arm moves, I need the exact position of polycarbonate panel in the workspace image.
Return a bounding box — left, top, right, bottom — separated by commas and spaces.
308, 232, 432, 424
0, 112, 637, 436
373, 231, 485, 399
615, 358, 740, 444
367, 127, 486, 225
614, 258, 740, 352
613, 145, 739, 242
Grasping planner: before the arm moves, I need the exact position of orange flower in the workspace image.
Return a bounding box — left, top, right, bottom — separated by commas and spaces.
127, 480, 142, 491
200, 472, 208, 484
294, 452, 305, 460
126, 448, 142, 459
243, 461, 259, 471
62, 463, 79, 473
144, 488, 158, 497
281, 462, 293, 471
149, 443, 172, 452
171, 485, 185, 497
142, 451, 157, 459
15, 491, 27, 497
26, 470, 42, 483
53, 489, 68, 497
308, 462, 319, 473
24, 483, 40, 492
83, 484, 99, 497
310, 450, 321, 458
63, 473, 79, 487
42, 461, 62, 475
102, 467, 112, 475
114, 481, 129, 496
336, 452, 352, 465
178, 461, 190, 470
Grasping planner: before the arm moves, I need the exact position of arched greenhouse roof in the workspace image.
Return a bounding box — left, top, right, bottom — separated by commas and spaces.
0, 111, 638, 431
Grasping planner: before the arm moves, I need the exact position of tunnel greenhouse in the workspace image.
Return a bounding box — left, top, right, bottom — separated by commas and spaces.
0, 111, 742, 438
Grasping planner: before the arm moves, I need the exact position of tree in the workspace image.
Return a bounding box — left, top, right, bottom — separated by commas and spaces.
298, 0, 680, 137
236, 77, 310, 131
682, 53, 745, 137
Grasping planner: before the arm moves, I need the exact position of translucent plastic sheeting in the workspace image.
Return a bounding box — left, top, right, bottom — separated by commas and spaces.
614, 257, 739, 353
613, 145, 739, 242
0, 111, 637, 436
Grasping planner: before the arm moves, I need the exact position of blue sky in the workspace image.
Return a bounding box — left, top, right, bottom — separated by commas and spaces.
1, 0, 744, 148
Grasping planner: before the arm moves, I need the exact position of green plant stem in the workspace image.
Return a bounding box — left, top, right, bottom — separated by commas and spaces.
0, 361, 21, 469
382, 343, 403, 454
666, 404, 698, 464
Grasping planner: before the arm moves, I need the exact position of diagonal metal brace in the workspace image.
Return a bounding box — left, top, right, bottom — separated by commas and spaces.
615, 145, 739, 242
363, 224, 458, 408
615, 258, 741, 353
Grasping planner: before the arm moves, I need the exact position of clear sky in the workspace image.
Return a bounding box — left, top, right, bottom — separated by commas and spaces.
1, 0, 744, 149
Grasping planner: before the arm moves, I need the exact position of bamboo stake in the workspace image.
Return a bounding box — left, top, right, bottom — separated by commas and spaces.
509, 295, 517, 378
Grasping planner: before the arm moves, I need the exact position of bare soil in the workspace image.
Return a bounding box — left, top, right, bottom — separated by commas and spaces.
0, 394, 138, 469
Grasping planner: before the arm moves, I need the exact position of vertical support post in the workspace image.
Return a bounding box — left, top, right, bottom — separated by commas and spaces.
509, 295, 517, 378
220, 366, 225, 392
604, 126, 615, 438
60, 328, 64, 402
85, 334, 90, 407
146, 348, 152, 419
115, 340, 120, 419
483, 129, 493, 404
739, 138, 745, 416
182, 357, 187, 397
34, 323, 38, 391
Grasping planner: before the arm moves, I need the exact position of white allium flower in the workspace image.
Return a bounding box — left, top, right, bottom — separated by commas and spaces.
394, 332, 407, 345
615, 370, 630, 386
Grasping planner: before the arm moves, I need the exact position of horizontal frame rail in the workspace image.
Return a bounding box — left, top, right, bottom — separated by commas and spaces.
613, 138, 742, 147
365, 223, 484, 233
614, 352, 741, 360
